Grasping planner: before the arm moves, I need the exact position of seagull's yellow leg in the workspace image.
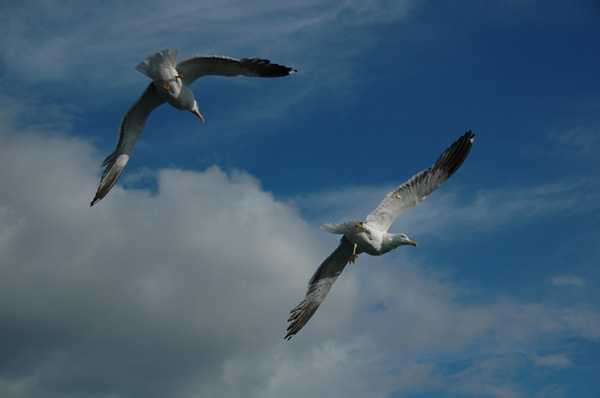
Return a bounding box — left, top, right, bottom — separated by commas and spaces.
351, 243, 359, 264
395, 193, 402, 199
351, 223, 366, 263
162, 84, 171, 90
175, 73, 184, 79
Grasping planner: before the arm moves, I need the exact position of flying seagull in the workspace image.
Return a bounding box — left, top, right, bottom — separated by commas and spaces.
91, 48, 296, 206
285, 131, 475, 340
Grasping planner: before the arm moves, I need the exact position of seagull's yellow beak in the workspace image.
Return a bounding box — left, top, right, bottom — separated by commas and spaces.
406, 240, 418, 247
194, 109, 205, 121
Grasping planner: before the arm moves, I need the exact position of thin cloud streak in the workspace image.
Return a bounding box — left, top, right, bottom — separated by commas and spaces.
550, 275, 586, 287
0, 0, 414, 92
295, 176, 598, 239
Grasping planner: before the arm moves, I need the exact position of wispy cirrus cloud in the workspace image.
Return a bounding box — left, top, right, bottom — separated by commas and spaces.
295, 176, 599, 239
550, 275, 586, 287
0, 0, 414, 91
533, 353, 572, 369
548, 126, 600, 155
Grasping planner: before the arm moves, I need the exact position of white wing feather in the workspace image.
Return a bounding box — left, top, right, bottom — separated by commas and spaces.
176, 56, 296, 86
91, 84, 165, 206
365, 131, 475, 232
285, 237, 355, 339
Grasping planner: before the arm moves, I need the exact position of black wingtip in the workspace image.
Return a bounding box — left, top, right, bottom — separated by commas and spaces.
240, 58, 297, 77
434, 130, 475, 179
465, 129, 475, 142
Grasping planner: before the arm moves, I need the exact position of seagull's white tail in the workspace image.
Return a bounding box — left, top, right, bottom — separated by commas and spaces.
90, 153, 130, 206
321, 220, 364, 235
135, 48, 178, 80
320, 223, 344, 234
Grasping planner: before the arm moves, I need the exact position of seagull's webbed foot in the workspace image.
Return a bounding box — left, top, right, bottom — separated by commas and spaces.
162, 84, 171, 91
175, 73, 184, 79
351, 243, 359, 264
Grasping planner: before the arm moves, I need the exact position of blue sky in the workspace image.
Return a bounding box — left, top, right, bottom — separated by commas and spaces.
1, 1, 599, 397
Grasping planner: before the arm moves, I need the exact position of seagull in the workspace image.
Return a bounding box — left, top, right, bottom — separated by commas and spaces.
91, 48, 296, 206
285, 131, 475, 340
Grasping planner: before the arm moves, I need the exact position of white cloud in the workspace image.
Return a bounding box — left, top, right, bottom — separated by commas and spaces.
533, 353, 571, 369
534, 384, 569, 398
0, 0, 415, 103
295, 174, 599, 244
550, 275, 586, 287
357, 260, 600, 354
0, 98, 327, 397
548, 126, 600, 154
1, 97, 599, 398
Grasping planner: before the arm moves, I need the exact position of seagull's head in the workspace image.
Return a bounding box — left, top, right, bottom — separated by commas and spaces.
190, 101, 204, 121
398, 233, 418, 247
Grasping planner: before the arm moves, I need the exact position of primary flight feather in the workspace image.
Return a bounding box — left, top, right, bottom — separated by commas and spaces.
91, 49, 296, 206
285, 131, 475, 340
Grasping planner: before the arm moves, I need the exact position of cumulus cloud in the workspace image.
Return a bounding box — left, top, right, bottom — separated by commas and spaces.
0, 99, 331, 397
1, 97, 599, 398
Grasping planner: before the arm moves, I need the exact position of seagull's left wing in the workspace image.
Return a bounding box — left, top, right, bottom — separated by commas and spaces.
285, 236, 355, 340
91, 84, 165, 206
176, 56, 296, 86
365, 131, 475, 232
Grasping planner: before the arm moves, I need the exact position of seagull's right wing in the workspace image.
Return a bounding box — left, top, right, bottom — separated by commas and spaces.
285, 236, 355, 340
90, 84, 165, 206
176, 56, 296, 86
365, 131, 475, 231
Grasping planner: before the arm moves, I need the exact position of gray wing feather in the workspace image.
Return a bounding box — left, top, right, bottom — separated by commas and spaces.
90, 84, 165, 206
176, 56, 296, 86
285, 236, 355, 340
365, 131, 475, 231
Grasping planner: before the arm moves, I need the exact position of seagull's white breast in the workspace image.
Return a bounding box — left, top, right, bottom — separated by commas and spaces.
354, 223, 384, 255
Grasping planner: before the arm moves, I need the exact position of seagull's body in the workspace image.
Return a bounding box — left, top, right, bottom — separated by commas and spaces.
91, 49, 296, 206
285, 131, 475, 340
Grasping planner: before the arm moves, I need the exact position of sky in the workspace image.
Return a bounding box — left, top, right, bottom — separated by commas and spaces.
0, 1, 599, 397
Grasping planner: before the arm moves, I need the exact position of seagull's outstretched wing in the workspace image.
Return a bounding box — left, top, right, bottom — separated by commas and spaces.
365, 131, 475, 232
176, 56, 296, 86
285, 236, 356, 340
91, 84, 165, 206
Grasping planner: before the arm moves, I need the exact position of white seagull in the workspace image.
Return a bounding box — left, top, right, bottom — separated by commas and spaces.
91, 48, 296, 206
285, 131, 475, 340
